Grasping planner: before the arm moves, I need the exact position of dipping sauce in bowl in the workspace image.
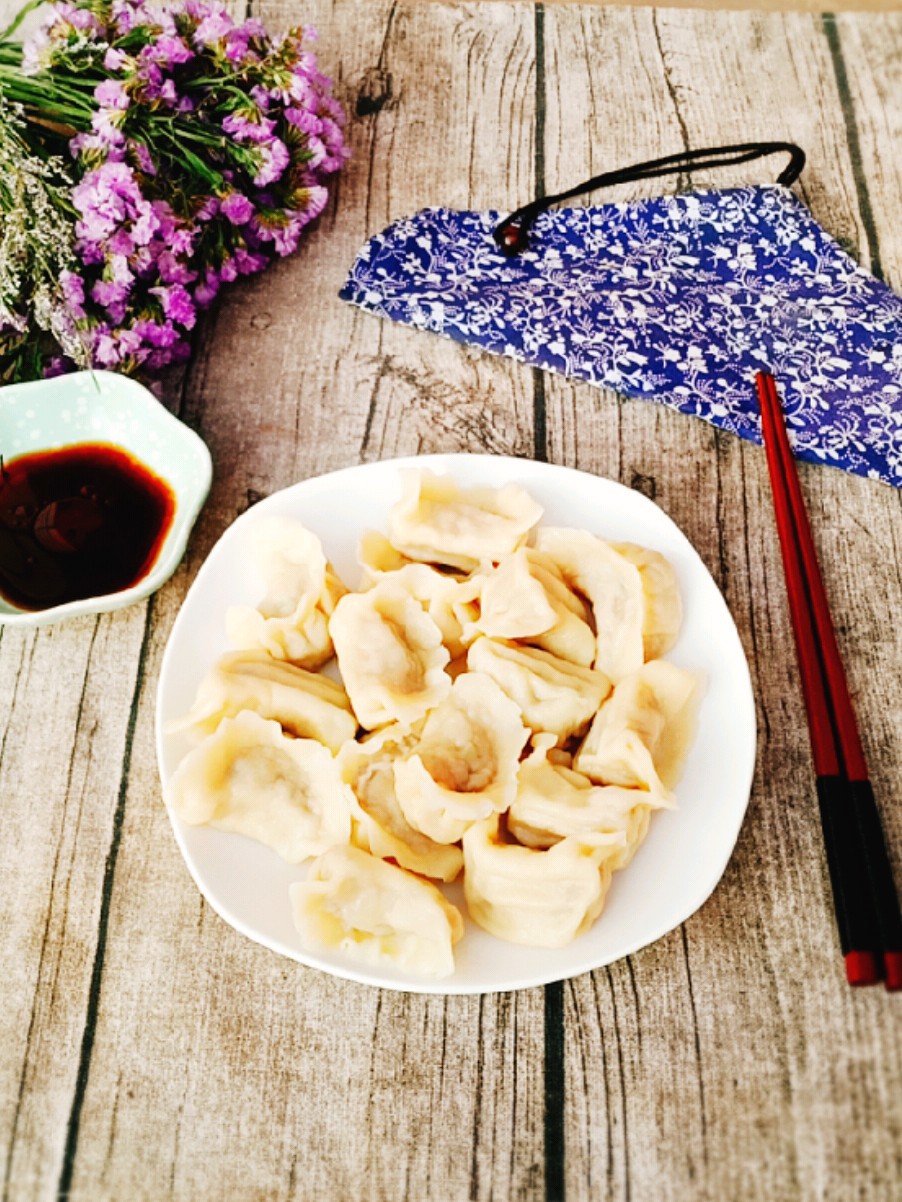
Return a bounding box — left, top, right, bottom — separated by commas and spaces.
0, 442, 176, 611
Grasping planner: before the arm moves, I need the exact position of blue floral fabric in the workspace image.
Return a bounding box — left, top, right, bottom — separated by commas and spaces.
340, 185, 902, 487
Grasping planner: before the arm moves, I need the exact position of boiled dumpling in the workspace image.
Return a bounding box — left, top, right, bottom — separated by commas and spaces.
521, 551, 597, 665
329, 580, 451, 729
386, 468, 543, 570
612, 542, 682, 661
290, 845, 464, 978
463, 548, 596, 667
534, 527, 645, 682
393, 672, 529, 844
466, 547, 556, 637
339, 726, 463, 882
165, 711, 352, 862
169, 649, 357, 752
466, 637, 610, 744
357, 529, 416, 579
507, 734, 669, 869
462, 816, 623, 947
225, 516, 346, 668
574, 659, 701, 797
358, 529, 478, 657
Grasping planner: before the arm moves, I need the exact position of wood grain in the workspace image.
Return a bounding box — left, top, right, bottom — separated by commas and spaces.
0, 4, 900, 1201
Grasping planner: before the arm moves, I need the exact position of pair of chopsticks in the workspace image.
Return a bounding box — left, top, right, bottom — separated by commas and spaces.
756, 372, 902, 991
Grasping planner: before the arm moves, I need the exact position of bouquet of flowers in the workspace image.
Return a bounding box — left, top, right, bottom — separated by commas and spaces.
0, 0, 348, 382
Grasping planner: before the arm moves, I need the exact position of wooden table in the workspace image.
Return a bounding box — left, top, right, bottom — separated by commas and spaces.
2, 3, 901, 1199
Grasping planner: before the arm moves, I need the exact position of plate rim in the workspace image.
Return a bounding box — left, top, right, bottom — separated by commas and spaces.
155, 451, 757, 994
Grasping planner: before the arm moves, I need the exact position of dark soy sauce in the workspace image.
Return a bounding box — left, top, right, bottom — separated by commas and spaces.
0, 443, 175, 611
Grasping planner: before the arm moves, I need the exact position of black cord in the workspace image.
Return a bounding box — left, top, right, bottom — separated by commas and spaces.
493, 142, 806, 255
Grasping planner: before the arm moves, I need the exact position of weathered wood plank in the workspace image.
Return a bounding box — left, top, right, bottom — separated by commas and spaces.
0, 609, 151, 1200
829, 9, 902, 859
539, 7, 902, 1202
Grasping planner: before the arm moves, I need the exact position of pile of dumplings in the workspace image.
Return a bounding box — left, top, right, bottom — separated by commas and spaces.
165, 469, 701, 979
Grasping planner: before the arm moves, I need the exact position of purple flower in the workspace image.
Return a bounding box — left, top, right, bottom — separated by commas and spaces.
194, 8, 235, 46
70, 131, 122, 161
129, 141, 157, 176
193, 270, 221, 307
91, 285, 129, 324
145, 34, 193, 66
59, 271, 86, 316
104, 47, 129, 71
193, 196, 220, 222
93, 324, 146, 368
95, 79, 130, 110
222, 112, 275, 142
320, 95, 348, 126
43, 357, 68, 379
107, 229, 137, 257
218, 257, 238, 283
303, 136, 327, 172
110, 0, 144, 36
285, 107, 322, 135
288, 75, 317, 109
220, 191, 254, 225
57, 4, 104, 34
133, 317, 180, 348
252, 139, 290, 187
223, 20, 264, 63
150, 283, 196, 328
91, 108, 127, 148
233, 247, 270, 276
72, 162, 161, 255
303, 185, 329, 223
149, 202, 196, 257
250, 85, 272, 112
154, 250, 197, 286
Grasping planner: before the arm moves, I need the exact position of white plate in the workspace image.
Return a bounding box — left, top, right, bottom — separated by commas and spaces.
155, 453, 756, 994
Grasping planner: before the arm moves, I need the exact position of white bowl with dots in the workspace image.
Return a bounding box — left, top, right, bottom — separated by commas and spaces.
0, 371, 212, 626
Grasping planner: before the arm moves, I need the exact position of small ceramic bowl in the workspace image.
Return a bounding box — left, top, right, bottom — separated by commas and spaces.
0, 370, 212, 627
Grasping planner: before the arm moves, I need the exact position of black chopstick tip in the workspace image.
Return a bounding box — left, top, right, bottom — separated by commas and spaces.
845, 950, 880, 987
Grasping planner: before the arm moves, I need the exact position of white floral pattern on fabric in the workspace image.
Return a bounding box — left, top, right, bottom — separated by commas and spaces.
340, 185, 902, 487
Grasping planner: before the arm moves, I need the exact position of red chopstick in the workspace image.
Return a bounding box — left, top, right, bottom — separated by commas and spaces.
756, 372, 902, 991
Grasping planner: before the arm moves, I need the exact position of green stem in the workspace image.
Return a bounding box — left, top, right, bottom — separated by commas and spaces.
0, 70, 96, 115
0, 0, 45, 46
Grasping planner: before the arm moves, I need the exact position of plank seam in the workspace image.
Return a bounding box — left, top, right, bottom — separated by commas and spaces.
679, 925, 709, 1168
822, 13, 884, 282
55, 597, 157, 1201
605, 968, 631, 1201
468, 995, 485, 1200
532, 3, 549, 467
651, 9, 691, 169
544, 981, 566, 1202
0, 635, 30, 780
533, 7, 564, 1200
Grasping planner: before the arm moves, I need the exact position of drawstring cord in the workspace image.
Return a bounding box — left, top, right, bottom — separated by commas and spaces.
493, 142, 806, 256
